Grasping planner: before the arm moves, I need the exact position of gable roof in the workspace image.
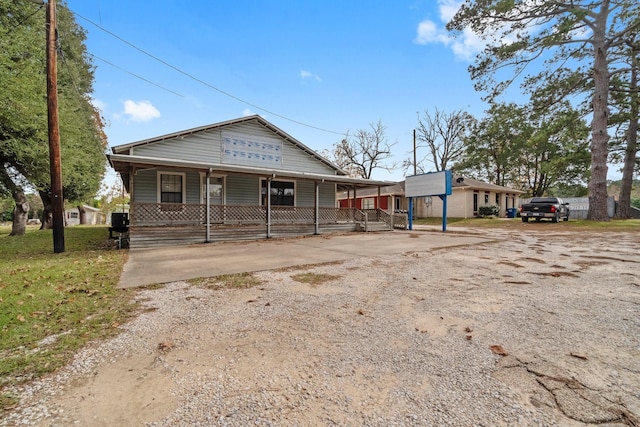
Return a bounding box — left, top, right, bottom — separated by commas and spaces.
108, 115, 396, 191
110, 115, 345, 175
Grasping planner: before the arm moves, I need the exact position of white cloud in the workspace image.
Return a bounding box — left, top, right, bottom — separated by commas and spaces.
300, 70, 322, 82
438, 0, 463, 22
241, 108, 253, 116
414, 0, 482, 61
122, 100, 160, 122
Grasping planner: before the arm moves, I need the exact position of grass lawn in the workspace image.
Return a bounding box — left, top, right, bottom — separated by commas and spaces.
0, 225, 136, 412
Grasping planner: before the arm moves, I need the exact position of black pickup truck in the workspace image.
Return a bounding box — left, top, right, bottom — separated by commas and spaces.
519, 197, 570, 223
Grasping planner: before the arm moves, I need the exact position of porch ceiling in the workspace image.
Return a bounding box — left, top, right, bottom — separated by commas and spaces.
108, 154, 395, 190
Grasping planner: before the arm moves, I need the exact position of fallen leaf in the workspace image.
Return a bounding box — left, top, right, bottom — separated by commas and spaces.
464, 326, 473, 333
570, 352, 588, 360
17, 314, 26, 322
158, 341, 175, 352
466, 335, 472, 340
357, 309, 366, 316
490, 345, 508, 356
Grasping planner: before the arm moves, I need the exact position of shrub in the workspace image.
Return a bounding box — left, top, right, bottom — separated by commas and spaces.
478, 204, 500, 217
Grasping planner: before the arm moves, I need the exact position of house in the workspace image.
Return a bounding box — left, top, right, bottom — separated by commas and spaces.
107, 115, 397, 248
65, 205, 104, 226
337, 176, 524, 218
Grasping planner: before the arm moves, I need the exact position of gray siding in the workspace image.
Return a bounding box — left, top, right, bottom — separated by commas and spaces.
131, 121, 337, 176
296, 181, 335, 207
133, 169, 157, 203
134, 169, 201, 203
134, 169, 336, 208
186, 172, 200, 204
319, 183, 337, 208
133, 130, 222, 163
226, 174, 260, 205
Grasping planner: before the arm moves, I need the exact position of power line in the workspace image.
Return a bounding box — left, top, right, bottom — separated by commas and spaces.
72, 11, 347, 137
92, 55, 186, 98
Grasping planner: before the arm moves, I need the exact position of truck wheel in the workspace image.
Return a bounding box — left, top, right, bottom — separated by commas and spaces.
552, 214, 558, 223
563, 216, 569, 222
521, 217, 529, 223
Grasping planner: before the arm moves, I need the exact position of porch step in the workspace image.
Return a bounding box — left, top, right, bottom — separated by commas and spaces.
356, 221, 391, 232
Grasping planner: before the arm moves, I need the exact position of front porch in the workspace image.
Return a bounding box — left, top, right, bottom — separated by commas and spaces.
128, 203, 408, 248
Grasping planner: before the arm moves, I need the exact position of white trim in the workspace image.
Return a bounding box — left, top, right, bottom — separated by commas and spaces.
157, 171, 186, 203
199, 172, 226, 205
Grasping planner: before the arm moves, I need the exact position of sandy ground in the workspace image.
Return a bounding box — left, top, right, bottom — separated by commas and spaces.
2, 227, 639, 426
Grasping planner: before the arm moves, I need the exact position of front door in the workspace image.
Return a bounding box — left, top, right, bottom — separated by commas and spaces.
202, 176, 224, 223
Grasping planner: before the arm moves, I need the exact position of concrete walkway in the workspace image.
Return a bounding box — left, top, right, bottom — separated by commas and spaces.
119, 230, 497, 288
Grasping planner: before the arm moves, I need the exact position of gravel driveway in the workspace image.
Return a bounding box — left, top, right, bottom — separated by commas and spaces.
2, 227, 639, 426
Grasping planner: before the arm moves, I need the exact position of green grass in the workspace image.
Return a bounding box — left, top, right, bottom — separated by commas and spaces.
0, 225, 135, 411
189, 272, 263, 289
291, 272, 342, 287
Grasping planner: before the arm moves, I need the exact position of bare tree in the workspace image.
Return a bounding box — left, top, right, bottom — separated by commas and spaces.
407, 108, 476, 174
333, 120, 397, 179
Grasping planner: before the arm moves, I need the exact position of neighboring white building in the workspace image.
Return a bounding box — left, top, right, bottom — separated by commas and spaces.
65, 205, 104, 226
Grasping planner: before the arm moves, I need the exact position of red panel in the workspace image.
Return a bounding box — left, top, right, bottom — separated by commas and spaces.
380, 196, 388, 209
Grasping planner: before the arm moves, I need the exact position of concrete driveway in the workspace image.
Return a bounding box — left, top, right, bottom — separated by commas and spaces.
119, 230, 496, 288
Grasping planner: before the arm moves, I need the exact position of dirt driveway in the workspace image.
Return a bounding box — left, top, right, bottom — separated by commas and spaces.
2, 227, 639, 426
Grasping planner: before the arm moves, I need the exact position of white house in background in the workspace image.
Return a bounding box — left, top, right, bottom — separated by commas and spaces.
65, 205, 104, 226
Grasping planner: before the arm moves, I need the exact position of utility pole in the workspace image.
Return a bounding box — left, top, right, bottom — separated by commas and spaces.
46, 0, 65, 253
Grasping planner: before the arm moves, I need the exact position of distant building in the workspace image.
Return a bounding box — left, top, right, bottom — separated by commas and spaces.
65, 205, 104, 226
337, 176, 524, 218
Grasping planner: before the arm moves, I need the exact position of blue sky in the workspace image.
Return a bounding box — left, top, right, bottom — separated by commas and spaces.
63, 0, 513, 184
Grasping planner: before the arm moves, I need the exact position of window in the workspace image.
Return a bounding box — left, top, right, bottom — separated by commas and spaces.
69, 212, 78, 219
363, 198, 375, 209
261, 180, 294, 206
484, 193, 490, 204
473, 192, 478, 213
495, 193, 500, 204
159, 173, 184, 203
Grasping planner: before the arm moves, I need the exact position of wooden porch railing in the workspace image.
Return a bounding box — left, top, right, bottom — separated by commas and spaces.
130, 203, 386, 227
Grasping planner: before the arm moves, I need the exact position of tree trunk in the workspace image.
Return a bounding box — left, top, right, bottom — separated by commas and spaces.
39, 190, 53, 230
77, 205, 87, 224
9, 190, 29, 236
587, 2, 611, 221
616, 50, 638, 219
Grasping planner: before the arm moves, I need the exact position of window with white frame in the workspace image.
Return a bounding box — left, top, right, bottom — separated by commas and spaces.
362, 198, 375, 209
158, 172, 185, 204
201, 175, 224, 205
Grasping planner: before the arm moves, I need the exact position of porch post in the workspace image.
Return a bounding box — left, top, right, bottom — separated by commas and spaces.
266, 178, 272, 238
377, 186, 381, 221
352, 186, 357, 208
128, 167, 134, 226
205, 170, 211, 242
314, 181, 320, 235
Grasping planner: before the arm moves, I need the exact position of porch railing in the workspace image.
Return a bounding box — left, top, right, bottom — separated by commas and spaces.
131, 203, 380, 227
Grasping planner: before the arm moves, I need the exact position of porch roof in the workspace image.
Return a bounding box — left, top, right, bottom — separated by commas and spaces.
108, 153, 395, 190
